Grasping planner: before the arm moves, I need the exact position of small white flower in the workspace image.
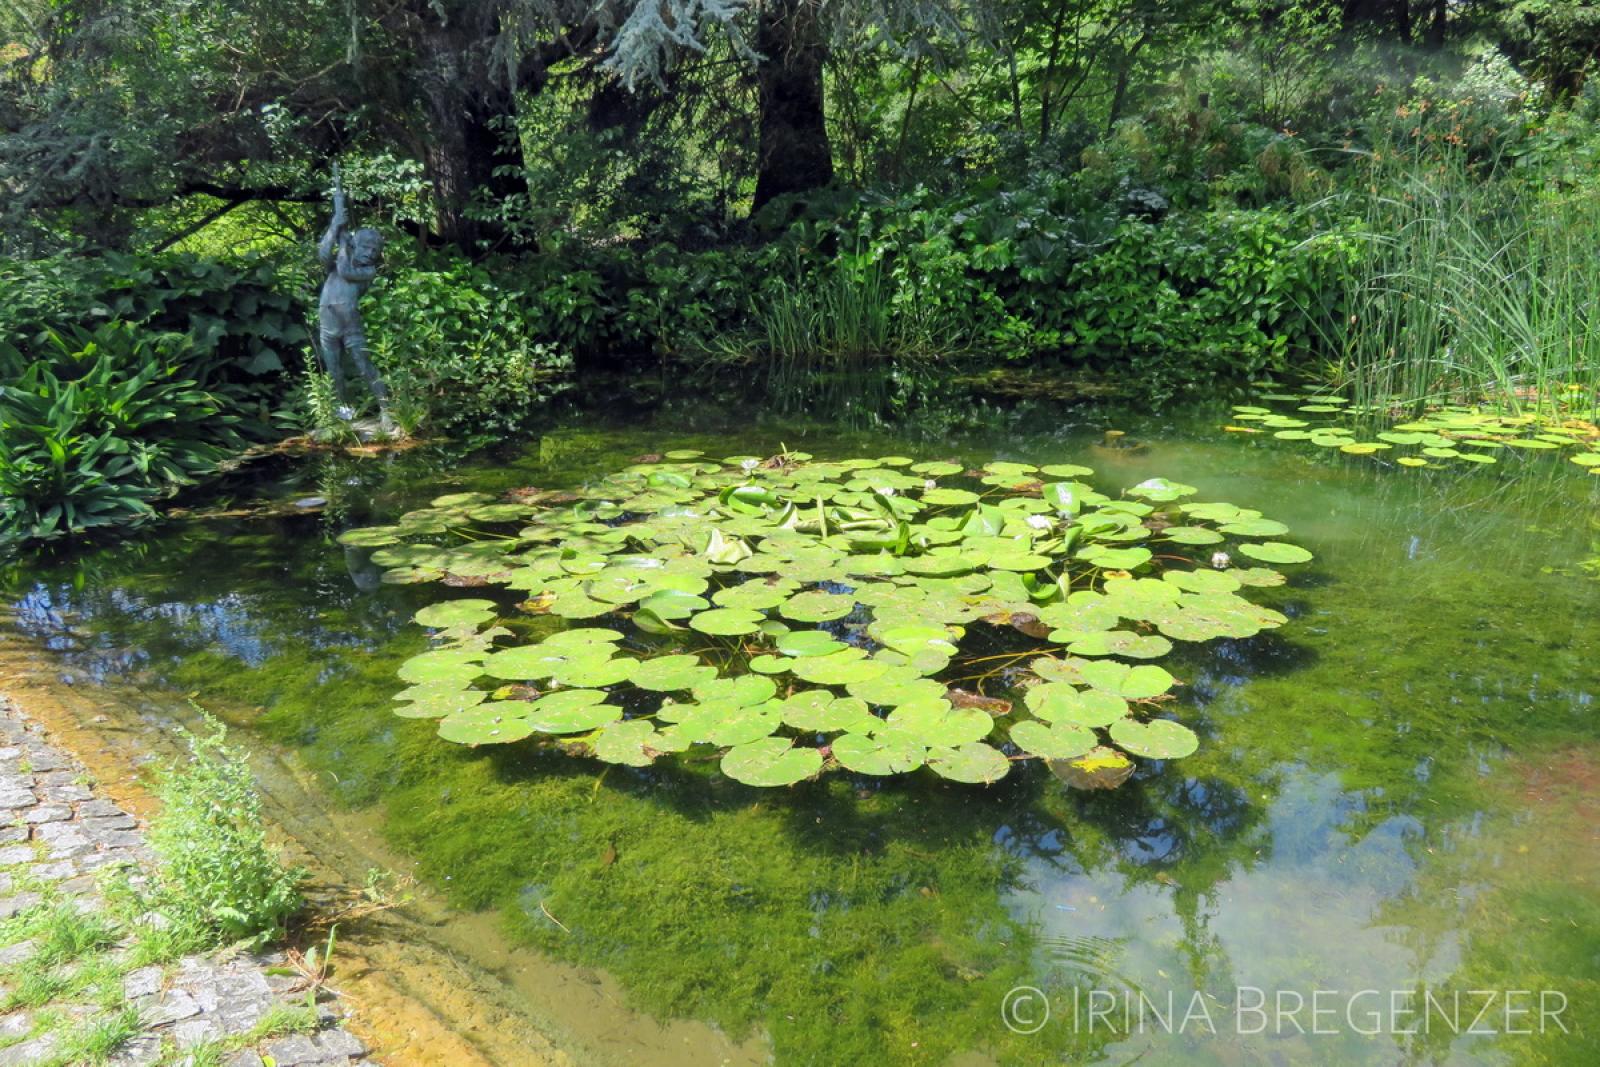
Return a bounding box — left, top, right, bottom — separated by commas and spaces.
740, 459, 759, 472
924, 479, 937, 490
881, 487, 896, 496
1026, 515, 1053, 531
1210, 551, 1231, 570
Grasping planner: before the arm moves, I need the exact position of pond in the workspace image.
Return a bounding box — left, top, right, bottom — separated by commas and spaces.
3, 397, 1597, 1066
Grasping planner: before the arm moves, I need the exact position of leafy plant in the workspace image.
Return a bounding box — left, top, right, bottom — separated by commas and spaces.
144, 715, 305, 947
361, 259, 574, 437
0, 324, 249, 546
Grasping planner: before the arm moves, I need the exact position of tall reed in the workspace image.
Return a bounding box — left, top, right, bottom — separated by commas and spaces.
761, 248, 956, 416
1314, 139, 1600, 418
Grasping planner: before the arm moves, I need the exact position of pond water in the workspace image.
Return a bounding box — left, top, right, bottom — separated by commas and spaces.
3, 398, 1597, 1066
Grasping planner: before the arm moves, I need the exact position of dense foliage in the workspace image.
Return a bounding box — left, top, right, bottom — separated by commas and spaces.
5, 1, 1600, 549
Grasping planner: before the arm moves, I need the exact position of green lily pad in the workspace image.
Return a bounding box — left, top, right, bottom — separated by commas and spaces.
629, 655, 715, 692
775, 630, 848, 658
688, 607, 766, 636
591, 719, 670, 766
781, 691, 875, 732
398, 650, 484, 686
926, 743, 1010, 784
1024, 683, 1129, 727
394, 687, 487, 719
524, 690, 622, 733
720, 737, 823, 786
551, 656, 638, 688
887, 700, 993, 747
1076, 661, 1175, 700
1009, 720, 1097, 760
414, 599, 498, 629
830, 728, 927, 775
1108, 718, 1199, 759
779, 590, 856, 623
691, 674, 777, 708
437, 703, 537, 745
1237, 542, 1314, 565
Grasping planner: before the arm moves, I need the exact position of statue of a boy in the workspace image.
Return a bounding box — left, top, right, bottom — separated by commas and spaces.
317, 172, 393, 432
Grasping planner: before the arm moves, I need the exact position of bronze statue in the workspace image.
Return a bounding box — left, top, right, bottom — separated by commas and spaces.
318, 167, 393, 432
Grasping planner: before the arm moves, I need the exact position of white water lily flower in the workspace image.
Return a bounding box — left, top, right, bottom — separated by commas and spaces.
1210, 551, 1231, 569
880, 487, 896, 496
1026, 515, 1053, 531
740, 459, 759, 472
924, 479, 937, 490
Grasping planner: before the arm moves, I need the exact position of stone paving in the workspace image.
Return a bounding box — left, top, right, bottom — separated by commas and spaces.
0, 696, 372, 1066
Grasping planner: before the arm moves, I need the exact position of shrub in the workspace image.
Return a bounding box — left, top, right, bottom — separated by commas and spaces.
0, 323, 249, 547
145, 717, 304, 947
361, 259, 573, 436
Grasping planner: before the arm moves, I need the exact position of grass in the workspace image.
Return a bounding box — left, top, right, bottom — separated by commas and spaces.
0, 718, 320, 1064
1309, 137, 1600, 418
757, 247, 957, 417
164, 999, 320, 1067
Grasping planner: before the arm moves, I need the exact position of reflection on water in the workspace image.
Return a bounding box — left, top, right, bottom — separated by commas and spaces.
3, 405, 1597, 1065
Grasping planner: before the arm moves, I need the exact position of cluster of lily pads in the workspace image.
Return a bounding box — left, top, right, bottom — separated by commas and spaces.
1226, 393, 1600, 469
339, 450, 1313, 789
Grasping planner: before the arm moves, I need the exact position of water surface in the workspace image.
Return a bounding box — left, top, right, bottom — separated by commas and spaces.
4, 401, 1596, 1065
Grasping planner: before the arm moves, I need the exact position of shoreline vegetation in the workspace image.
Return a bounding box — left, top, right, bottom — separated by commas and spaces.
6, 5, 1600, 552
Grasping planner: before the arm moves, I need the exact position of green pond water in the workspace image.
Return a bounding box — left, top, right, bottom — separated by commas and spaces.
4, 400, 1598, 1066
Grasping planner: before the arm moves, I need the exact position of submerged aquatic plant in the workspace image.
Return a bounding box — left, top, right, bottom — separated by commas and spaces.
343, 451, 1313, 788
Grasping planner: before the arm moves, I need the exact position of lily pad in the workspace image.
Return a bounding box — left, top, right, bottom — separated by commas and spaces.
629, 654, 715, 692
1108, 718, 1199, 759
414, 599, 498, 629
437, 703, 536, 745
688, 607, 766, 636
1049, 746, 1136, 790
1237, 541, 1314, 565
720, 737, 823, 786
926, 743, 1010, 784
830, 728, 927, 775
1009, 720, 1097, 760
779, 590, 856, 623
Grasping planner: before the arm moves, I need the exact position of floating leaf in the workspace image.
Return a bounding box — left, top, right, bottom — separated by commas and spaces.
551, 656, 638, 688
1109, 718, 1199, 759
926, 743, 1009, 784
1049, 746, 1136, 790
1009, 720, 1097, 760
437, 703, 536, 745
1024, 683, 1128, 727
779, 590, 856, 623
524, 690, 622, 733
688, 607, 766, 636
887, 700, 993, 747
1237, 542, 1314, 564
629, 654, 715, 692
780, 691, 875, 732
775, 630, 847, 658
720, 737, 822, 786
414, 599, 497, 629
591, 719, 668, 766
831, 728, 926, 775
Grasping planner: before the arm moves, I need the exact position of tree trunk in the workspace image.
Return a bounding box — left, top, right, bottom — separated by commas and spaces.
417, 21, 529, 254
752, 0, 833, 211
1427, 0, 1447, 46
